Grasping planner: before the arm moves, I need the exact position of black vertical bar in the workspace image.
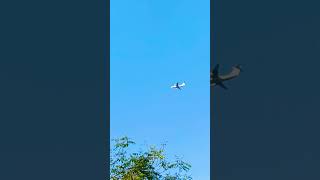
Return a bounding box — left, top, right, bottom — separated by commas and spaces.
0, 0, 109, 179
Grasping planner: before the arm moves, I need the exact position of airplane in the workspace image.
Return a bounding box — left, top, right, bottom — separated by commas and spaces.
171, 82, 186, 90
210, 64, 242, 89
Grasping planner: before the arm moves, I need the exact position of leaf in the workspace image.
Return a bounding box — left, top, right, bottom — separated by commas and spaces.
110, 137, 192, 180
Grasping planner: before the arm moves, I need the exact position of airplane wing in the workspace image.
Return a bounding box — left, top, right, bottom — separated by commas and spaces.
180, 82, 185, 87
218, 82, 228, 90
219, 66, 241, 81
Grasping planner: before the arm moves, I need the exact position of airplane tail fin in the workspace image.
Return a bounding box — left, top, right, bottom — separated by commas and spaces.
212, 64, 219, 76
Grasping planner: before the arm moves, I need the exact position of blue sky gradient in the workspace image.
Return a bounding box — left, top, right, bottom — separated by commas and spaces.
111, 0, 210, 178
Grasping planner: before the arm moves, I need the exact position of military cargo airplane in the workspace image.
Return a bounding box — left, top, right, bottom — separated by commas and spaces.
211, 64, 242, 89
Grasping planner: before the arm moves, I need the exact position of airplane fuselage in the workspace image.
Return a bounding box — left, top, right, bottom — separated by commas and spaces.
171, 82, 186, 90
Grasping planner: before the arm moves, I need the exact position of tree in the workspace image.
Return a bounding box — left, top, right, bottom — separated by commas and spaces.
110, 137, 192, 180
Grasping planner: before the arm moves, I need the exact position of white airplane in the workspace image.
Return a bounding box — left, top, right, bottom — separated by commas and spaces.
171, 82, 186, 90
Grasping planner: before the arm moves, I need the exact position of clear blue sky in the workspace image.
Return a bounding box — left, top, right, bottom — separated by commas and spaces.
110, 0, 210, 179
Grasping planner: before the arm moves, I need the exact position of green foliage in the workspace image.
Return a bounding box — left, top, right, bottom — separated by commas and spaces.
110, 137, 192, 180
